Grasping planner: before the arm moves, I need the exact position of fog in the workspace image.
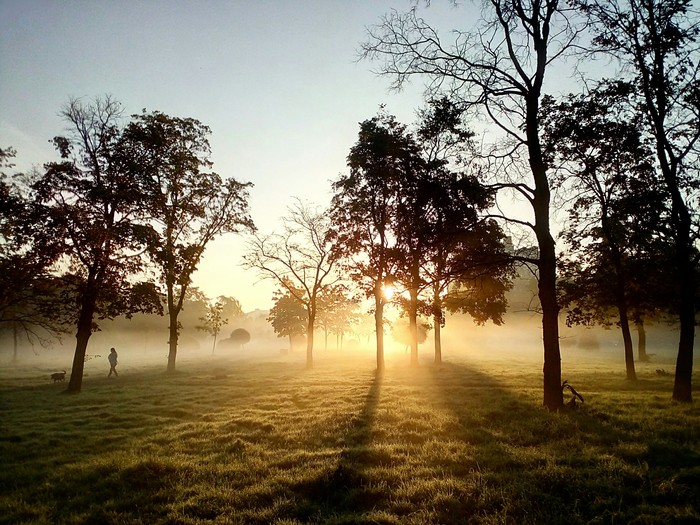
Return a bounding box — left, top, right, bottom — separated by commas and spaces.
1, 301, 688, 383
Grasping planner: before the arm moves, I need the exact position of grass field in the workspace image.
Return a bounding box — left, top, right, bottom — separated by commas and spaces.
1, 347, 699, 524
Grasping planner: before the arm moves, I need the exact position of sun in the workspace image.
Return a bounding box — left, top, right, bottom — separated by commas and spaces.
381, 284, 396, 301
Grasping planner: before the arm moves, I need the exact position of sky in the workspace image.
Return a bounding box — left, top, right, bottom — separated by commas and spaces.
0, 0, 609, 316
1, 0, 486, 312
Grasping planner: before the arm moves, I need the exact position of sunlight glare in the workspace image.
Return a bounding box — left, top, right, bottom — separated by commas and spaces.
382, 284, 395, 301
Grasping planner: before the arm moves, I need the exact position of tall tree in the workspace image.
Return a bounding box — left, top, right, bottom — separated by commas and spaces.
362, 1, 583, 409
576, 0, 700, 402
120, 111, 254, 372
331, 113, 419, 372
412, 100, 512, 364
34, 97, 161, 392
541, 82, 670, 381
243, 199, 338, 368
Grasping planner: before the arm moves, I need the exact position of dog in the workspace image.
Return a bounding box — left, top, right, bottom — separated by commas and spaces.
51, 370, 66, 383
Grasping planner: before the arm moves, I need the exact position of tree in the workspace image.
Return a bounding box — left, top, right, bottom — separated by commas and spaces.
197, 299, 228, 354
391, 317, 430, 353
330, 113, 420, 372
362, 1, 583, 409
576, 0, 700, 402
316, 285, 360, 350
244, 199, 338, 368
33, 97, 160, 392
541, 82, 670, 380
120, 111, 254, 373
229, 328, 251, 350
217, 295, 244, 324
267, 283, 308, 352
410, 100, 513, 364
1, 148, 70, 358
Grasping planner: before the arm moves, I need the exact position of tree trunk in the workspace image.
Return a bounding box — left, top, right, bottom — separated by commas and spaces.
605, 227, 636, 381
409, 286, 419, 367
165, 274, 181, 372
670, 197, 696, 402
374, 289, 385, 372
433, 319, 442, 365
167, 310, 179, 373
306, 311, 314, 369
673, 248, 695, 402
636, 320, 648, 362
211, 332, 217, 354
526, 74, 563, 410
539, 244, 563, 411
530, 138, 562, 410
67, 286, 98, 393
617, 304, 637, 381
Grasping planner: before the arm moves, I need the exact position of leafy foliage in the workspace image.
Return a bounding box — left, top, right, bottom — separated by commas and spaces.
119, 110, 254, 371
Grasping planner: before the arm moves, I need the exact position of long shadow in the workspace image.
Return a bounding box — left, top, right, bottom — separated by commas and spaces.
290, 369, 385, 522
427, 360, 700, 523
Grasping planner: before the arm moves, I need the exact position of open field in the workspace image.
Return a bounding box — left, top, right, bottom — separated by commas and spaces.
1, 347, 699, 525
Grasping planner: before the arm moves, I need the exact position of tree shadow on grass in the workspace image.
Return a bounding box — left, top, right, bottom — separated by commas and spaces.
428, 360, 700, 524
290, 369, 389, 523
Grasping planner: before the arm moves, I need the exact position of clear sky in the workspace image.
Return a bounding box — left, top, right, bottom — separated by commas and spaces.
1, 0, 480, 312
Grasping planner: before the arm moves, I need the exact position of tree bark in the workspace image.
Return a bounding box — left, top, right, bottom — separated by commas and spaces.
433, 285, 443, 365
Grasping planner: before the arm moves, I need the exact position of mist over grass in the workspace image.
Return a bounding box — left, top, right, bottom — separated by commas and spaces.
1, 323, 698, 524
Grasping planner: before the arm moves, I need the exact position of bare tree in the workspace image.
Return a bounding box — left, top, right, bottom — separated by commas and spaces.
361, 1, 584, 409
243, 199, 339, 368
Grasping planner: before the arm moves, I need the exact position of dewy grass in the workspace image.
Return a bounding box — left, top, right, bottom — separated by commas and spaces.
1, 352, 698, 524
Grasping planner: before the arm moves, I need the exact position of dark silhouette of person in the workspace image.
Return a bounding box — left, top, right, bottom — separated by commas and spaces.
107, 347, 119, 377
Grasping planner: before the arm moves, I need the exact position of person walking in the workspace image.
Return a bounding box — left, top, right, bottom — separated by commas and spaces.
107, 347, 119, 378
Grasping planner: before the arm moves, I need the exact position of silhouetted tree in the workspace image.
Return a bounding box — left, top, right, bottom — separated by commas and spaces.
244, 199, 338, 368
33, 97, 160, 392
267, 282, 308, 352
577, 0, 700, 402
542, 82, 672, 380
1, 148, 70, 358
410, 100, 513, 365
197, 298, 227, 354
120, 111, 254, 372
331, 112, 420, 372
229, 328, 251, 350
362, 1, 583, 409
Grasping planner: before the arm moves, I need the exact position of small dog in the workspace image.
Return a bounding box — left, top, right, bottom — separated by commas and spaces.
51, 370, 66, 383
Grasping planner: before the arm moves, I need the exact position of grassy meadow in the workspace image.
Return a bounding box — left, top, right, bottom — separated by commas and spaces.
1, 344, 699, 525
